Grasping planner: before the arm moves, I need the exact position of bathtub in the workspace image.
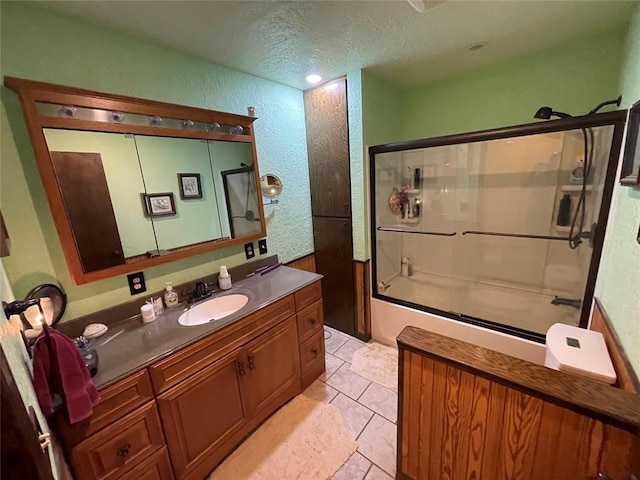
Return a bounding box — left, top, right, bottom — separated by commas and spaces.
370, 271, 570, 365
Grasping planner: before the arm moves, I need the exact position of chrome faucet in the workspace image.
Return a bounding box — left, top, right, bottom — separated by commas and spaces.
189, 281, 213, 304
550, 296, 582, 309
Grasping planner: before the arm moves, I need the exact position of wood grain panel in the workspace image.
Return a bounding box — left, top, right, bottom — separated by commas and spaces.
70, 402, 164, 480
149, 295, 295, 393
354, 260, 371, 341
591, 298, 640, 393
286, 253, 316, 273
120, 447, 174, 480
397, 326, 640, 427
313, 217, 356, 335
304, 78, 351, 218
240, 316, 301, 417
156, 353, 247, 478
294, 280, 322, 311
55, 369, 154, 448
51, 152, 125, 272
398, 329, 640, 480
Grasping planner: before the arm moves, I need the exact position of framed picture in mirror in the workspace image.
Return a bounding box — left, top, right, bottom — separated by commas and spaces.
621, 99, 640, 186
142, 193, 176, 217
178, 173, 202, 199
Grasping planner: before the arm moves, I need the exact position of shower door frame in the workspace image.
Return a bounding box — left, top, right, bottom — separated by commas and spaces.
369, 111, 627, 343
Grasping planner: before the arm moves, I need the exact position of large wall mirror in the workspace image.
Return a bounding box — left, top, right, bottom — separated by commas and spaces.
5, 77, 266, 284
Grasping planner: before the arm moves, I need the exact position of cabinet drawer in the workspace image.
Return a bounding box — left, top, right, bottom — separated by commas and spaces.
56, 369, 154, 448
149, 295, 296, 393
296, 299, 323, 342
299, 330, 325, 374
119, 447, 174, 480
294, 281, 322, 311
71, 402, 165, 480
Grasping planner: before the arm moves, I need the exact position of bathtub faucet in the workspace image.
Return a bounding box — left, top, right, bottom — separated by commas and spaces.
550, 296, 582, 309
377, 281, 390, 294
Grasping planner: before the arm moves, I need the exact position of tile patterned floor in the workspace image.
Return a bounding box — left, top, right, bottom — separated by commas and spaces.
301, 326, 399, 479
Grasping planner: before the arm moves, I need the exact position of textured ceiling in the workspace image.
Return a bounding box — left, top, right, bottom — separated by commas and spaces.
37, 0, 637, 90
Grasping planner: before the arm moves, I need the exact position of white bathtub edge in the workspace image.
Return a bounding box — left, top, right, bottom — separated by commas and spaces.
371, 297, 547, 365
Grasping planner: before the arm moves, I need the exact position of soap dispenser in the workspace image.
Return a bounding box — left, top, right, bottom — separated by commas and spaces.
218, 266, 232, 290
164, 282, 179, 308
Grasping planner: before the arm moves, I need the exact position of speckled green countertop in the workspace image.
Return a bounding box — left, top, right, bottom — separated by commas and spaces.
89, 266, 321, 390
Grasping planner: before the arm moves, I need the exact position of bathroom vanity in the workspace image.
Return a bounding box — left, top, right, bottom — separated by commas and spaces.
51, 267, 324, 480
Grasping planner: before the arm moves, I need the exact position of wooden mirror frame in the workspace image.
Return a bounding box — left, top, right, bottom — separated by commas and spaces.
4, 77, 266, 285
621, 99, 640, 187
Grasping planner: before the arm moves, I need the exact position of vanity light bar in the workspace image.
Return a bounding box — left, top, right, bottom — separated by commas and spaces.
36, 102, 247, 135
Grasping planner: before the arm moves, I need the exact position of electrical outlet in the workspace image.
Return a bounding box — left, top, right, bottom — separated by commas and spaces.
258, 239, 267, 255
127, 271, 146, 295
244, 242, 255, 259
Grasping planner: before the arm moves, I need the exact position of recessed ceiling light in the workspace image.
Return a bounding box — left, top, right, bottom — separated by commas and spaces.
306, 74, 322, 84
467, 42, 488, 52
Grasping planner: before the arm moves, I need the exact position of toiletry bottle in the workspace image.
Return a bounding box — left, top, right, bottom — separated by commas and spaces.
401, 257, 409, 277
556, 194, 572, 226
218, 265, 232, 290
164, 282, 179, 308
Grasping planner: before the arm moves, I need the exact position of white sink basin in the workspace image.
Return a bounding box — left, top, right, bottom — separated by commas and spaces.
178, 294, 249, 327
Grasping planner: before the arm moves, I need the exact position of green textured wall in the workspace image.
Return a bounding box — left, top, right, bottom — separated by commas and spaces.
0, 2, 312, 320
400, 28, 627, 140
597, 5, 640, 373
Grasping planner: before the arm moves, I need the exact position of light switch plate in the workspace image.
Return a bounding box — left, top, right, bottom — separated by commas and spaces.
244, 242, 255, 259
258, 239, 267, 255
127, 271, 146, 295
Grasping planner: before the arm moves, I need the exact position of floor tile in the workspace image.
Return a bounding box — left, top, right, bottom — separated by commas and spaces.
326, 363, 371, 400
334, 338, 367, 363
358, 382, 397, 423
302, 379, 339, 403
357, 414, 397, 476
330, 393, 374, 439
331, 451, 371, 480
364, 465, 394, 480
324, 328, 349, 354
320, 353, 344, 382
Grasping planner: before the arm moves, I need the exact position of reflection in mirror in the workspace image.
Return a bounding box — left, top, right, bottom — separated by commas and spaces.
135, 136, 225, 252
43, 129, 158, 272
209, 141, 262, 238
260, 174, 283, 198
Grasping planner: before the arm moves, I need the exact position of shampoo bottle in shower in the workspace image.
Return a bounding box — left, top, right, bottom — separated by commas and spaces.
556, 194, 572, 226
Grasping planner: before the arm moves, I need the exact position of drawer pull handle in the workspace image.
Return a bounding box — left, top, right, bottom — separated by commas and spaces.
237, 360, 245, 376
311, 347, 319, 355
116, 443, 131, 458
309, 318, 317, 326
248, 355, 255, 370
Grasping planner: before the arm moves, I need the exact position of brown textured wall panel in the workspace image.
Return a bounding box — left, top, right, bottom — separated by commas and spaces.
304, 78, 351, 218
591, 298, 640, 394
286, 253, 316, 273
399, 350, 640, 480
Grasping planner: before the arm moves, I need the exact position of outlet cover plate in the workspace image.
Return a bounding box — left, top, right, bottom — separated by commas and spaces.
244, 242, 255, 259
258, 239, 267, 255
127, 271, 146, 295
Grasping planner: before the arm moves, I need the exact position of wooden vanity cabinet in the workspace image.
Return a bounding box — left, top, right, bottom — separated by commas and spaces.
56, 280, 324, 480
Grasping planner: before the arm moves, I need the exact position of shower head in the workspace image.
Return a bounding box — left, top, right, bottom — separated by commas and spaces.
588, 95, 622, 115
533, 107, 572, 120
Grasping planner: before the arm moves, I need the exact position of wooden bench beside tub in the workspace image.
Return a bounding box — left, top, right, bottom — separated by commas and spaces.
396, 325, 640, 480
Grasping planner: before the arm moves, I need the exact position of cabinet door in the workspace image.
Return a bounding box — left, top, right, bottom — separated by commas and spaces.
313, 216, 356, 335
157, 353, 248, 478
304, 78, 351, 218
241, 316, 301, 417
